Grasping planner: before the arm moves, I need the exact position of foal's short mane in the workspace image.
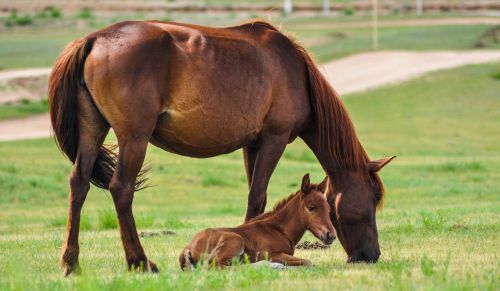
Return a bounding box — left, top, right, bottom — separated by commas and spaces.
242, 20, 385, 204
247, 191, 299, 223
248, 183, 325, 223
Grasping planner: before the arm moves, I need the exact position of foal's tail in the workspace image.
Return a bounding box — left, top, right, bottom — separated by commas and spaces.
48, 37, 144, 190
179, 248, 196, 271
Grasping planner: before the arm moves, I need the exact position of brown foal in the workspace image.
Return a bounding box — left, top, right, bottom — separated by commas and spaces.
179, 174, 335, 270
49, 19, 395, 275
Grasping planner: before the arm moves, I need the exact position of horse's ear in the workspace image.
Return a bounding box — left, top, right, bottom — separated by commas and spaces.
367, 156, 396, 172
301, 173, 310, 194
317, 176, 329, 193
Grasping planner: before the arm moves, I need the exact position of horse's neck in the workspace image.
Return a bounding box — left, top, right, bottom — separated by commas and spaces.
268, 196, 306, 246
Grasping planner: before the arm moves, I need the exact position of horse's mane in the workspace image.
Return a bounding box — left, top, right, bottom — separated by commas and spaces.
239, 20, 385, 205
249, 191, 299, 223
248, 182, 329, 223
241, 20, 369, 169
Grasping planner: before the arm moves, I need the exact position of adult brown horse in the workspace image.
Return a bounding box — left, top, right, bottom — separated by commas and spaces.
48, 19, 395, 275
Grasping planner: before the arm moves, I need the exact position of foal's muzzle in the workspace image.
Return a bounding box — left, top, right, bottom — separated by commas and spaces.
321, 231, 336, 245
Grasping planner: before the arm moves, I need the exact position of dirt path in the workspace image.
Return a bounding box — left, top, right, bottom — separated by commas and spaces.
322, 50, 500, 95
0, 68, 52, 82
1, 50, 500, 142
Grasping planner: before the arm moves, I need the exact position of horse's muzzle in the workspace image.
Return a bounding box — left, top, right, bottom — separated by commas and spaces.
347, 249, 381, 263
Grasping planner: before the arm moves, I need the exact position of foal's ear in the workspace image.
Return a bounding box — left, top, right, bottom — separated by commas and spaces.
367, 156, 396, 172
301, 173, 310, 193
317, 176, 329, 193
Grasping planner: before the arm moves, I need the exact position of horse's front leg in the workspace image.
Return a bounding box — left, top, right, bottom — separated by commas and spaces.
109, 138, 158, 272
270, 253, 313, 267
244, 133, 289, 222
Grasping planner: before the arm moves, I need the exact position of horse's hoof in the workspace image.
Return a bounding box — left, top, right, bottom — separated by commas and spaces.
149, 260, 159, 273
130, 258, 159, 273
62, 261, 81, 277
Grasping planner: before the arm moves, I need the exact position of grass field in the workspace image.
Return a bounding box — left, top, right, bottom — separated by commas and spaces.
0, 13, 498, 70
0, 99, 47, 120
0, 62, 499, 289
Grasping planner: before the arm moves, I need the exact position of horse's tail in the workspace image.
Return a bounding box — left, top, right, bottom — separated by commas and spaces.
291, 41, 367, 170
48, 37, 144, 190
48, 38, 93, 167
179, 248, 195, 271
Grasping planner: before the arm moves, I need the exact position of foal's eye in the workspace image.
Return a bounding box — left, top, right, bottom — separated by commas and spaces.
307, 206, 316, 212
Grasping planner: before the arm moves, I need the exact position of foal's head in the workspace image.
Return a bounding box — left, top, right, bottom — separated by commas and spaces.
298, 174, 336, 245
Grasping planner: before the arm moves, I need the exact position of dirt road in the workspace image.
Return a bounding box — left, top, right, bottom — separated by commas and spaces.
322, 50, 500, 94
1, 50, 500, 142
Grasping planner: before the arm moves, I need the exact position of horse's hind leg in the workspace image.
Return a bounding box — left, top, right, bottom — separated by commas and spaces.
207, 233, 245, 268
62, 89, 109, 276
109, 128, 158, 272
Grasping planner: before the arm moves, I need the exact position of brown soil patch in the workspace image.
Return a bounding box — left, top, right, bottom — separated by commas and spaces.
139, 230, 176, 238
296, 240, 331, 250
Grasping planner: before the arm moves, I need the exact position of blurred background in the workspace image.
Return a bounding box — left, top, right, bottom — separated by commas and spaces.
0, 1, 499, 290
0, 0, 499, 112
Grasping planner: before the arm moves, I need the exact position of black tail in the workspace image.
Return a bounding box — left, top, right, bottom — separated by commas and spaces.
48, 37, 147, 190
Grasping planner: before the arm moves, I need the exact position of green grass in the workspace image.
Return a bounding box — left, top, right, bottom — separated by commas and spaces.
291, 24, 500, 62
0, 63, 499, 289
0, 99, 48, 120
0, 27, 91, 70
0, 14, 498, 69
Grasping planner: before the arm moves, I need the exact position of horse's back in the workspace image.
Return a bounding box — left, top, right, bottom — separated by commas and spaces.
83, 20, 310, 156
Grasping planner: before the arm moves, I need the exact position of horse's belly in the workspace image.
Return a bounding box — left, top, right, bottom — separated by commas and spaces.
150, 35, 274, 157
150, 107, 262, 158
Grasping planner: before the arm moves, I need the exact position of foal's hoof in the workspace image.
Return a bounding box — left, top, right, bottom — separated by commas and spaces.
62, 261, 81, 277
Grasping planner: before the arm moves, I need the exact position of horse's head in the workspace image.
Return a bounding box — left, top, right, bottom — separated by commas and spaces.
299, 174, 336, 245
326, 156, 395, 263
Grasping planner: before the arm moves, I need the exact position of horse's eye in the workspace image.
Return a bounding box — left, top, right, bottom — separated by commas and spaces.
307, 206, 316, 212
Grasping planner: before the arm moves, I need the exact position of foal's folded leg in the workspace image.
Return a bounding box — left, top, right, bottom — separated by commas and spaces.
270, 253, 313, 267
207, 232, 245, 268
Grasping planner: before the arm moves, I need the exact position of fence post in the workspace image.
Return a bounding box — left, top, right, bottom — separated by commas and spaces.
323, 0, 330, 16
372, 0, 378, 49
284, 0, 293, 15
416, 0, 423, 15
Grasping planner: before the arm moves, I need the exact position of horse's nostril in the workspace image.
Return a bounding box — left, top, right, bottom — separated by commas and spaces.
348, 249, 380, 263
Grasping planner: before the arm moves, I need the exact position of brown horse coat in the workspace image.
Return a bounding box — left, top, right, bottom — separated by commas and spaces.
48, 19, 395, 275
179, 175, 335, 269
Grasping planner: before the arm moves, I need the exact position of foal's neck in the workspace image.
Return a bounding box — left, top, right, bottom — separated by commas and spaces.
269, 195, 306, 247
